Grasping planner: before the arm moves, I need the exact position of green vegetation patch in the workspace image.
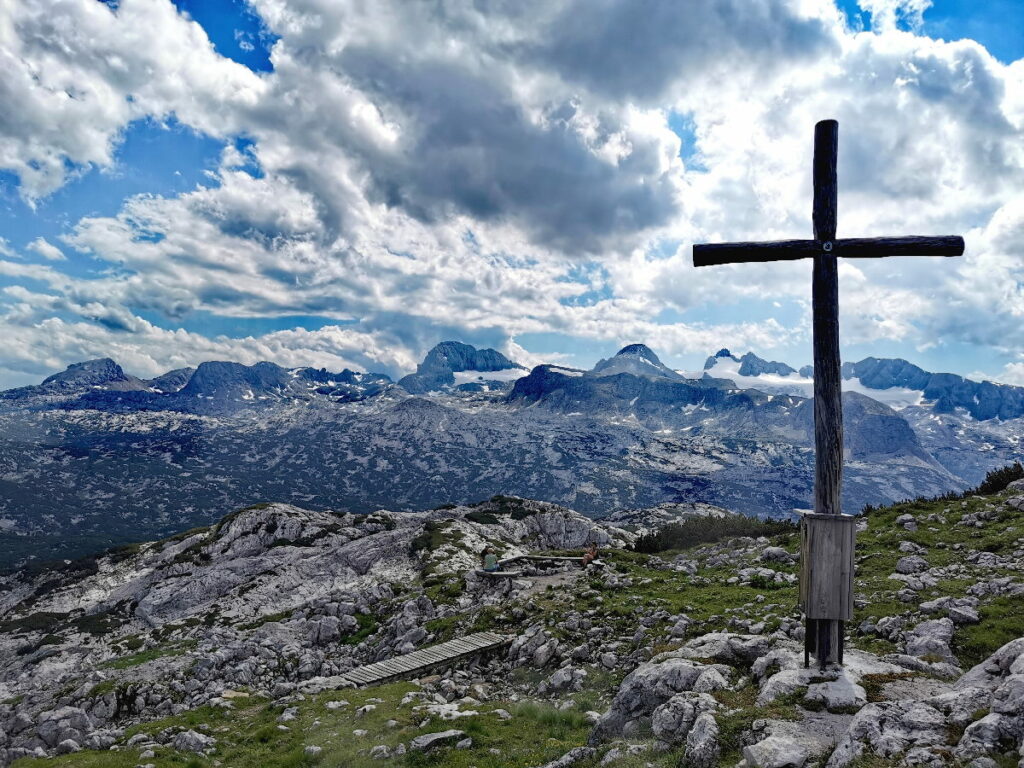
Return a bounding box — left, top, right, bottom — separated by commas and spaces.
409, 520, 464, 556
633, 516, 797, 554
14, 682, 599, 768
0, 611, 68, 635
236, 610, 293, 631
954, 596, 1024, 668
341, 613, 378, 646
713, 685, 803, 764
464, 509, 500, 525
101, 641, 197, 670
474, 495, 540, 520
72, 611, 123, 636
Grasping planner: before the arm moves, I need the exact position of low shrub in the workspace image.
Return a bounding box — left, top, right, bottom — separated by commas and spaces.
632, 516, 796, 553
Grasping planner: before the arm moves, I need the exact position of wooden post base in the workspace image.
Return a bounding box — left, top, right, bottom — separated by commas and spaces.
804, 618, 844, 670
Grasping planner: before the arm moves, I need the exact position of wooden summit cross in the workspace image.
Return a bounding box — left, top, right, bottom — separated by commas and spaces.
693, 120, 964, 668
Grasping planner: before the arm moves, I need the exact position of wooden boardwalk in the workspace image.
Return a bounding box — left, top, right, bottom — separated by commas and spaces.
336, 631, 511, 687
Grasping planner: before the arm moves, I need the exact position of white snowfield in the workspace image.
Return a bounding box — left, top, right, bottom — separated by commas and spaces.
453, 368, 526, 385
697, 356, 926, 410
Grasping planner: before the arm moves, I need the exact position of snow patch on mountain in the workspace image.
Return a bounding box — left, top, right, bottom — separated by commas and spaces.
699, 352, 926, 410
399, 342, 525, 394
453, 368, 526, 386
590, 344, 684, 381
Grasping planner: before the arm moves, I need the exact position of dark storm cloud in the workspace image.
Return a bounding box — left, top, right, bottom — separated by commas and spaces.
526, 0, 839, 103
278, 47, 681, 254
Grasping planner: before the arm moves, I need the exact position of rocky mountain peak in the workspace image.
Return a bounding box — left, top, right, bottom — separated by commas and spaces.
40, 358, 129, 389
590, 343, 682, 381
614, 343, 661, 364
146, 367, 195, 394
737, 351, 797, 378
420, 341, 523, 374
399, 342, 525, 394
704, 348, 738, 370
179, 360, 291, 399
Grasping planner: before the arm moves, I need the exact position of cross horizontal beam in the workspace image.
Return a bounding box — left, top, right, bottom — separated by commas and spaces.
692, 234, 964, 267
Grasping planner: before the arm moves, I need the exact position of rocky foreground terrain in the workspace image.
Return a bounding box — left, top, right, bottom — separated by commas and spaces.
1, 482, 1023, 767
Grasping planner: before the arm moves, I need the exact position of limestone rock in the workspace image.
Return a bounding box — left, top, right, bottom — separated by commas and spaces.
172, 730, 216, 754
804, 675, 867, 710
684, 712, 720, 768
409, 729, 465, 752
528, 746, 596, 768
904, 617, 957, 662
54, 739, 81, 755
590, 655, 728, 742
895, 555, 928, 574
826, 701, 947, 767
650, 691, 718, 745
744, 735, 808, 768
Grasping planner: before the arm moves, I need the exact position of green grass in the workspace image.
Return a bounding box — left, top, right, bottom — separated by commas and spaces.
633, 515, 797, 554
712, 685, 803, 764
0, 611, 67, 634
100, 641, 197, 670
340, 613, 378, 646
954, 596, 1024, 667
13, 683, 595, 768
10, 485, 1024, 768
409, 520, 464, 556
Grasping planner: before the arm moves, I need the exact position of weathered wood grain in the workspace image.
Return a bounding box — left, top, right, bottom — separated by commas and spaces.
692, 239, 817, 266
834, 235, 964, 258
813, 120, 838, 242
813, 249, 843, 520
810, 119, 843, 667
692, 235, 964, 267
690, 118, 962, 669
799, 513, 856, 620
336, 631, 512, 688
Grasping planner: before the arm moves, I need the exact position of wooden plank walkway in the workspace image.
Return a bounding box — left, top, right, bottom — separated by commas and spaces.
336, 631, 512, 687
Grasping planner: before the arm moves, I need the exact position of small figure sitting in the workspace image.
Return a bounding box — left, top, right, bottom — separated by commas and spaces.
481, 546, 499, 572
582, 542, 599, 567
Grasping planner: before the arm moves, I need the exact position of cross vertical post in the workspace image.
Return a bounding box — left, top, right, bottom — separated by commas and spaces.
692, 119, 964, 670
811, 120, 843, 665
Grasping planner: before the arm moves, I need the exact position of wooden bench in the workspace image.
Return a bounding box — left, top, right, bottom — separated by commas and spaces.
499, 554, 586, 567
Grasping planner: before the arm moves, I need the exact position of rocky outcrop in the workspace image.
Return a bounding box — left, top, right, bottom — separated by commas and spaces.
828, 637, 1024, 767
0, 358, 147, 401
843, 357, 1024, 421
399, 341, 523, 393
409, 729, 465, 752
589, 344, 685, 381
0, 498, 635, 764
589, 643, 732, 743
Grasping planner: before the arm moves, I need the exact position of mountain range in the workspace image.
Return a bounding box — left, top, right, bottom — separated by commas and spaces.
0, 341, 1021, 566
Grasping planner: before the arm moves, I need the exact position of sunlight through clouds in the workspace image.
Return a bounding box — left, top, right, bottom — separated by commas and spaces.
0, 0, 1021, 384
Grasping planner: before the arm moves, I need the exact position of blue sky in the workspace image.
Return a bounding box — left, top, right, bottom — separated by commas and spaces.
0, 0, 1022, 386
839, 0, 1024, 63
